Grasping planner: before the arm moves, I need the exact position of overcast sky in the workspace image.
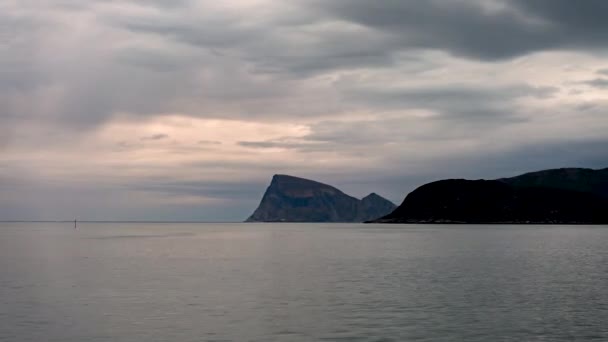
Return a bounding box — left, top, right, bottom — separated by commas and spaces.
2, 0, 608, 221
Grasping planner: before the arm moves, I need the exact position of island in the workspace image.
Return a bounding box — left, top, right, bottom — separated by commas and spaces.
246, 174, 396, 222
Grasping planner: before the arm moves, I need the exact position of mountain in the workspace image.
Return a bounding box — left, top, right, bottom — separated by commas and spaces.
499, 167, 608, 198
246, 175, 396, 222
359, 193, 398, 221
371, 167, 608, 224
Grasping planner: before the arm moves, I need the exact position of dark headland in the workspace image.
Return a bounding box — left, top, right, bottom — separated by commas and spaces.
246, 174, 396, 222
370, 167, 608, 224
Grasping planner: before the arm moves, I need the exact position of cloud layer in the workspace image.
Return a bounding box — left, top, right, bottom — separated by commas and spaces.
1, 0, 608, 220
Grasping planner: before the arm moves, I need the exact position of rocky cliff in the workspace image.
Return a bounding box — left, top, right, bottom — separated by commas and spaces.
246, 175, 396, 222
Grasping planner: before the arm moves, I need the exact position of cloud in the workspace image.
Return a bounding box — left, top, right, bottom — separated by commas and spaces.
140, 133, 169, 141
238, 141, 295, 149
2, 0, 608, 220
310, 0, 608, 61
343, 83, 558, 121
580, 78, 608, 89
134, 179, 267, 201
197, 140, 222, 145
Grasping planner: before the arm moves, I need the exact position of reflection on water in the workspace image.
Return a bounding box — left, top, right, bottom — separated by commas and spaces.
1, 222, 608, 341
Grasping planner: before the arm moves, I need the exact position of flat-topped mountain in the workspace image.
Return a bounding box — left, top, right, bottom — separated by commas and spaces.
246, 175, 396, 222
371, 167, 608, 224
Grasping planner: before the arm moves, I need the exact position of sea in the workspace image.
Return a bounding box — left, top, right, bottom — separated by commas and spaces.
1, 222, 608, 342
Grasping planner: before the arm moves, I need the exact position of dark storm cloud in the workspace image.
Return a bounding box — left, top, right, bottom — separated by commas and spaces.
99, 0, 608, 81
105, 0, 608, 78
513, 0, 608, 32
101, 0, 608, 81
311, 0, 608, 61
310, 0, 548, 61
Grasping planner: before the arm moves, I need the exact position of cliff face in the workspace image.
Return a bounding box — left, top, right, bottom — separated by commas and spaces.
246, 175, 396, 222
372, 167, 608, 224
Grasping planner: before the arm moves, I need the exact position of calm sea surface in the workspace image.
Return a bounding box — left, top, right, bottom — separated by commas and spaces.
1, 223, 608, 341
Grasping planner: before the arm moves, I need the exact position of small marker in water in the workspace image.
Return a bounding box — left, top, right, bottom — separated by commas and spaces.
74, 219, 77, 229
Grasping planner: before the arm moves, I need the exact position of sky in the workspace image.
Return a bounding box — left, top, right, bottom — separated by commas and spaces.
1, 0, 608, 221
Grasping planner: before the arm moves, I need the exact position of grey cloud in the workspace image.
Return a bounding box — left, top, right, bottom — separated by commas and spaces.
117, 0, 192, 9
105, 0, 608, 77
238, 82, 559, 153
0, 70, 50, 92
310, 0, 608, 62
51, 0, 191, 11
1, 2, 299, 132
141, 133, 169, 141
347, 83, 557, 105
307, 118, 459, 144
135, 180, 266, 201
238, 141, 287, 149
114, 11, 261, 50
581, 78, 608, 89
513, 0, 608, 34
569, 89, 584, 96
311, 0, 552, 61
343, 83, 557, 124
0, 0, 573, 137
114, 47, 199, 72
576, 103, 598, 112
114, 7, 399, 76
197, 140, 221, 145
237, 140, 320, 150
597, 69, 608, 76
238, 113, 490, 157
2, 0, 608, 221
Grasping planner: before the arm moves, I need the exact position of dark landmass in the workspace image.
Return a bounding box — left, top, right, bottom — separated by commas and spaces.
371, 167, 608, 224
246, 175, 396, 222
499, 167, 608, 198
